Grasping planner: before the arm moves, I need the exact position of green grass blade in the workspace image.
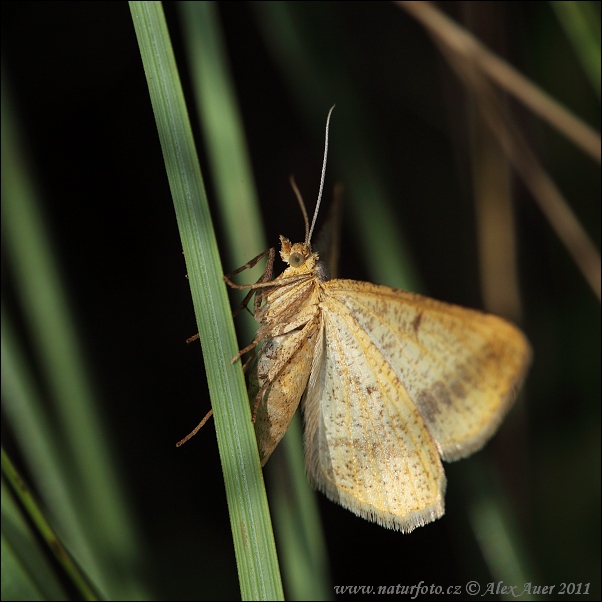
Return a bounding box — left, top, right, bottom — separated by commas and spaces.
179, 1, 266, 270
1, 449, 98, 601
129, 3, 283, 599
1, 76, 147, 600
272, 413, 332, 601
1, 306, 100, 599
551, 1, 601, 99
463, 458, 538, 601
1, 479, 67, 601
178, 3, 329, 599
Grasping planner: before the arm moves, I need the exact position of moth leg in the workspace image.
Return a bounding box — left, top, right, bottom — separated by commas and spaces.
223, 248, 275, 290
233, 289, 257, 319
225, 247, 310, 293
241, 348, 256, 373
232, 249, 277, 318
175, 408, 213, 447
187, 249, 276, 343
231, 305, 318, 363
231, 336, 263, 364
253, 248, 275, 314
176, 338, 255, 446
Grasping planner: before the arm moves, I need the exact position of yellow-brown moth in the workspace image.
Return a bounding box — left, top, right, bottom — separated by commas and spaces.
195, 107, 531, 532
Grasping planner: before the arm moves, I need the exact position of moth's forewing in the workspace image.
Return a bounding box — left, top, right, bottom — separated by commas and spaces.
247, 247, 323, 465
303, 306, 446, 532
325, 281, 531, 461
302, 279, 530, 532
250, 328, 319, 465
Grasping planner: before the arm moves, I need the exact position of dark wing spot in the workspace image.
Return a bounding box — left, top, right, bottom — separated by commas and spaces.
416, 390, 441, 423
431, 381, 452, 407
412, 311, 423, 334
416, 381, 453, 424
449, 379, 467, 399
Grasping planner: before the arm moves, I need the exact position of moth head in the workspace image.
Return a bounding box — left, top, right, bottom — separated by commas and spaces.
280, 106, 334, 276
279, 235, 317, 271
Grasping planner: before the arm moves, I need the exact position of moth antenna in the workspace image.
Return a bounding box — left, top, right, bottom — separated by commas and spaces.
289, 175, 310, 244
308, 104, 335, 244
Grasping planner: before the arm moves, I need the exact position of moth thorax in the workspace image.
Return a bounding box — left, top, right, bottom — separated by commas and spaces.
315, 260, 329, 281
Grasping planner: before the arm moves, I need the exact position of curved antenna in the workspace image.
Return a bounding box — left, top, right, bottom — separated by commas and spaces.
307, 105, 335, 244
289, 175, 310, 244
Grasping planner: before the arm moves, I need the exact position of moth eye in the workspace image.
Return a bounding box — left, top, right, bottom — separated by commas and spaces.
289, 252, 305, 268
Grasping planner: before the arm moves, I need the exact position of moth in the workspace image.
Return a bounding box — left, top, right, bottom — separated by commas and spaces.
184, 107, 531, 532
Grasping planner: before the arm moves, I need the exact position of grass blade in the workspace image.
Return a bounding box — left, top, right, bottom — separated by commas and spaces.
129, 3, 283, 599
1, 73, 147, 600
178, 3, 330, 598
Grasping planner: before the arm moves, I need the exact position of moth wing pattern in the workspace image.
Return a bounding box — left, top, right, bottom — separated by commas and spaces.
303, 294, 446, 532
324, 280, 531, 461
251, 327, 320, 465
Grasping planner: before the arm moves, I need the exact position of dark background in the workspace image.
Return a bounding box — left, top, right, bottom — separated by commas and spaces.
2, 2, 600, 600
